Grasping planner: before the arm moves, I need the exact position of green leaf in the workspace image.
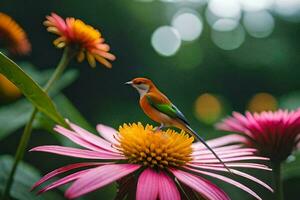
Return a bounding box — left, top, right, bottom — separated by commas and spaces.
16, 62, 79, 95
282, 152, 300, 180
0, 52, 67, 127
0, 65, 79, 140
0, 155, 64, 200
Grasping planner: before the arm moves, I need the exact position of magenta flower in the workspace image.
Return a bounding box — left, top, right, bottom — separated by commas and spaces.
30, 122, 272, 200
216, 109, 300, 163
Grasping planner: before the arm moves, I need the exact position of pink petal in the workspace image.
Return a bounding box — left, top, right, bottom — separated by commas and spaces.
170, 169, 229, 200
50, 12, 67, 32
192, 156, 269, 163
136, 168, 159, 200
96, 124, 119, 144
92, 50, 116, 60
185, 167, 262, 200
192, 134, 246, 149
192, 145, 244, 155
30, 145, 124, 160
31, 162, 102, 190
188, 163, 272, 171
54, 125, 120, 155
37, 169, 90, 194
68, 122, 119, 153
193, 151, 255, 160
158, 171, 180, 200
65, 164, 140, 199
184, 166, 273, 192
231, 170, 273, 192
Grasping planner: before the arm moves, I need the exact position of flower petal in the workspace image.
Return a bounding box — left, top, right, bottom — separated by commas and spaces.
37, 169, 90, 194
192, 156, 269, 163
68, 122, 119, 153
31, 162, 102, 190
30, 145, 124, 160
170, 169, 229, 200
65, 164, 140, 199
136, 168, 159, 200
184, 166, 273, 192
49, 12, 67, 32
158, 171, 180, 200
96, 124, 119, 144
54, 125, 120, 155
192, 144, 244, 156
185, 168, 263, 200
188, 163, 272, 171
193, 151, 255, 160
192, 134, 246, 149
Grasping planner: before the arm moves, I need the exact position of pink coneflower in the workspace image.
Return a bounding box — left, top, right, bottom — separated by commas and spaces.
31, 122, 272, 200
44, 13, 115, 68
216, 109, 300, 200
216, 110, 300, 163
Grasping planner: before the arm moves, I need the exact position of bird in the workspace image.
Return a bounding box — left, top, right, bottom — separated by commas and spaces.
125, 77, 231, 172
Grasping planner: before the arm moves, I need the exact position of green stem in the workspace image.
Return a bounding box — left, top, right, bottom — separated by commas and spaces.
2, 47, 75, 199
273, 162, 284, 200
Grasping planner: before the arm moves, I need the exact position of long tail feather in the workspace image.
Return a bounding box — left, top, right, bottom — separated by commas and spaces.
185, 125, 232, 173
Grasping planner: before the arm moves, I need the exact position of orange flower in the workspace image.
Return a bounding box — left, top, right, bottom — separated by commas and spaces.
44, 13, 116, 68
0, 12, 31, 55
0, 74, 21, 101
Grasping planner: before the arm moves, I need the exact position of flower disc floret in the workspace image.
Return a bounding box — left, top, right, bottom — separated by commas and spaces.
117, 123, 193, 168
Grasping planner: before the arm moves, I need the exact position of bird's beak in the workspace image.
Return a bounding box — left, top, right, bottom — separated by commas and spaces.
125, 81, 133, 85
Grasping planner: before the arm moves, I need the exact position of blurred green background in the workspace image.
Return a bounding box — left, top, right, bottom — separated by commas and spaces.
1, 0, 300, 199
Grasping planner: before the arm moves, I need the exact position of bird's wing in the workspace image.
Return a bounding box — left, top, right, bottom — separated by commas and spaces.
146, 94, 190, 125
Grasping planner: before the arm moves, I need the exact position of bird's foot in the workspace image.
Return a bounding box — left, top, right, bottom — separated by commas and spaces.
154, 124, 164, 132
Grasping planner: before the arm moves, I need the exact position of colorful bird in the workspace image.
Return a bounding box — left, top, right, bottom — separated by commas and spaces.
126, 77, 230, 172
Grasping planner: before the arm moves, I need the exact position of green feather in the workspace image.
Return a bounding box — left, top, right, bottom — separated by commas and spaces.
146, 95, 189, 125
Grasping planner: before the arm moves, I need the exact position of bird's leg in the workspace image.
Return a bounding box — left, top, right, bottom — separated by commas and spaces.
155, 123, 164, 132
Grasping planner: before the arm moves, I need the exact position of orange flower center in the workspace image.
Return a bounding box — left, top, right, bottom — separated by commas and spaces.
117, 123, 193, 169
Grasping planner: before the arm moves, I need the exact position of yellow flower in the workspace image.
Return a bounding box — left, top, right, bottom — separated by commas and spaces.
117, 123, 194, 168
44, 13, 116, 68
0, 12, 31, 55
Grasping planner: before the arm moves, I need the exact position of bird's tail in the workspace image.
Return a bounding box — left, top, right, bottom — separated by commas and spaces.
185, 125, 232, 173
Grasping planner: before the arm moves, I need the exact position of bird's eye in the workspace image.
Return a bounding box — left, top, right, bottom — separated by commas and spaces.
136, 81, 142, 85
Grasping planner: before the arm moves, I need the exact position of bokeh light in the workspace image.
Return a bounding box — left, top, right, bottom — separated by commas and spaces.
211, 24, 245, 50
171, 10, 203, 41
274, 0, 300, 22
243, 11, 275, 38
151, 26, 181, 56
208, 0, 241, 19
206, 7, 240, 32
194, 93, 223, 124
239, 0, 274, 12
212, 18, 239, 31
247, 93, 278, 113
